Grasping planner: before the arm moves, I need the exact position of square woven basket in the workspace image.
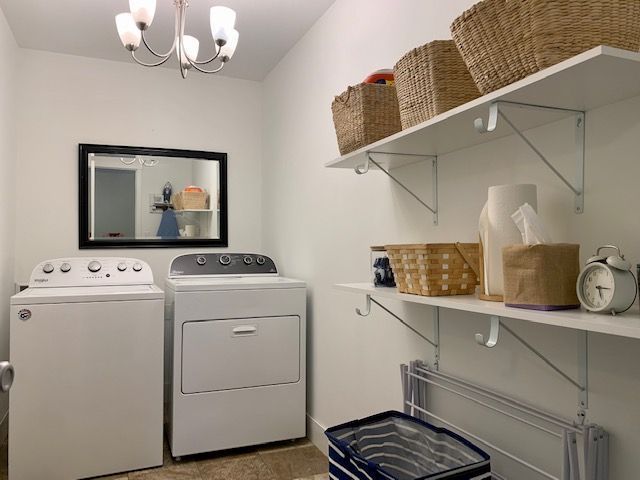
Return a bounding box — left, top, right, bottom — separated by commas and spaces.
385, 243, 480, 297
393, 40, 480, 129
172, 191, 209, 210
450, 0, 640, 95
331, 83, 402, 155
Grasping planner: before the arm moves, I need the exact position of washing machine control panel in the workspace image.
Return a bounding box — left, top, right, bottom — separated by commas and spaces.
28, 258, 154, 287
169, 253, 278, 277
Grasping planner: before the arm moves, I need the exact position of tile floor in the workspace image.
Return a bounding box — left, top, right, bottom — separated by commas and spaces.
0, 436, 329, 480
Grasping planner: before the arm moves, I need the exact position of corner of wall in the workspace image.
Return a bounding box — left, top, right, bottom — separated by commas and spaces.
0, 5, 20, 430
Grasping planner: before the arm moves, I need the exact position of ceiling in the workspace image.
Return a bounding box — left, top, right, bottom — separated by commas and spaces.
0, 0, 335, 81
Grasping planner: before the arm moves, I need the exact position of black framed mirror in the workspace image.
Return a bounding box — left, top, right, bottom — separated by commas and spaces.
79, 144, 228, 248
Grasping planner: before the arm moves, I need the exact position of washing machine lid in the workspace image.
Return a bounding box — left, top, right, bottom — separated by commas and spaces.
10, 284, 164, 305
165, 276, 305, 292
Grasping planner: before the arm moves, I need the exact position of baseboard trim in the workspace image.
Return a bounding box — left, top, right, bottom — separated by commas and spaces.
306, 413, 327, 456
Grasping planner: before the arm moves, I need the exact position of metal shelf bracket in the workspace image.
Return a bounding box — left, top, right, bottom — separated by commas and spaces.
355, 151, 439, 225
356, 294, 440, 368
476, 315, 589, 416
474, 100, 585, 214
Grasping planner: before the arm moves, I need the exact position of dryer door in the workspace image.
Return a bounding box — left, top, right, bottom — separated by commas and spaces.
181, 316, 300, 394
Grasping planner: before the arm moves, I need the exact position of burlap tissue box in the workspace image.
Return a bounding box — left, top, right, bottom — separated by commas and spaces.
502, 244, 580, 311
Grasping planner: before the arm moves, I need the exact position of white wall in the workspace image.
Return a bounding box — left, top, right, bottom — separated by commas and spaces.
0, 7, 17, 432
15, 49, 263, 287
262, 1, 640, 478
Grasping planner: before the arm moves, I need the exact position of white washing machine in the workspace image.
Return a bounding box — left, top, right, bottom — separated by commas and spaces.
10, 257, 164, 480
166, 253, 306, 458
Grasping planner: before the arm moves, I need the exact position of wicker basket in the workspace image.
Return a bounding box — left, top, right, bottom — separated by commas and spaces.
172, 191, 209, 210
385, 243, 480, 297
331, 83, 401, 155
393, 40, 480, 129
530, 0, 640, 70
450, 0, 516, 95
451, 0, 640, 95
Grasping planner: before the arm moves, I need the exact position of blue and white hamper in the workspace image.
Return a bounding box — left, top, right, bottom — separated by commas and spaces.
325, 411, 491, 480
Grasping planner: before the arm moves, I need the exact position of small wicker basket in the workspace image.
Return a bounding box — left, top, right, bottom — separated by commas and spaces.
331, 83, 402, 156
394, 40, 480, 129
451, 0, 640, 95
172, 191, 209, 210
385, 243, 480, 297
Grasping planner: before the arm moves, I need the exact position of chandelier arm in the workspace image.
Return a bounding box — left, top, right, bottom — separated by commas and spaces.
141, 30, 177, 59
193, 45, 222, 65
131, 50, 173, 67
177, 3, 188, 78
185, 56, 226, 74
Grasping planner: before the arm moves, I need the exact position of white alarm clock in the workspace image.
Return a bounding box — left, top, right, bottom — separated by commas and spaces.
576, 245, 637, 315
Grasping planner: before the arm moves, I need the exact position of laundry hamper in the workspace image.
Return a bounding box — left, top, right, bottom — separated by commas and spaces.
326, 411, 491, 480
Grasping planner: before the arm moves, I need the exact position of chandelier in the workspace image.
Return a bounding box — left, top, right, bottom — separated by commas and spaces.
120, 156, 159, 167
115, 0, 239, 78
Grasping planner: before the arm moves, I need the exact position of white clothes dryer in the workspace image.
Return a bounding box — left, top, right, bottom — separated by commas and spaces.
165, 253, 306, 458
10, 257, 164, 480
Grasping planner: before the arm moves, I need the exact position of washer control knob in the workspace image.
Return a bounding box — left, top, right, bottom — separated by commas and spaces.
243, 256, 253, 265
60, 263, 71, 273
219, 254, 231, 266
42, 263, 54, 274
256, 256, 266, 266
87, 261, 101, 273
132, 263, 143, 272
117, 263, 127, 272
196, 255, 207, 266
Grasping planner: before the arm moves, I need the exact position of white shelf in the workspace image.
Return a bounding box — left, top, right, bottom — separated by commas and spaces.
175, 209, 217, 213
335, 283, 640, 340
326, 46, 640, 170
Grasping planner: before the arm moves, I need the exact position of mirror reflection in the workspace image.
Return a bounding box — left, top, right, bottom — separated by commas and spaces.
79, 145, 227, 248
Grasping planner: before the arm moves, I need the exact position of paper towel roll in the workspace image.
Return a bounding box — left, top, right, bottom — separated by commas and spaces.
485, 184, 537, 296
478, 202, 489, 296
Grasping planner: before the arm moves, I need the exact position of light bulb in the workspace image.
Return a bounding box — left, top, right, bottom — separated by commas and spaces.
129, 0, 156, 30
219, 29, 239, 61
180, 35, 200, 68
115, 13, 141, 51
210, 6, 237, 42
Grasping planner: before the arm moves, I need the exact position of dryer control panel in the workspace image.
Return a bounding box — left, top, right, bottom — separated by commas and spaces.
169, 253, 278, 277
28, 258, 154, 287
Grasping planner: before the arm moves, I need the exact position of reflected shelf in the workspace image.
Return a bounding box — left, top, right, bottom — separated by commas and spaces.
174, 209, 219, 213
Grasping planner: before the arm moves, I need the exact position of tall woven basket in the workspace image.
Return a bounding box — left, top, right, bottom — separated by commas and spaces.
451, 0, 640, 95
331, 83, 401, 156
530, 0, 640, 70
385, 243, 480, 297
394, 40, 480, 130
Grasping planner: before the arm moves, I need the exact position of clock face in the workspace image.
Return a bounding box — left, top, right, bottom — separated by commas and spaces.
580, 264, 615, 310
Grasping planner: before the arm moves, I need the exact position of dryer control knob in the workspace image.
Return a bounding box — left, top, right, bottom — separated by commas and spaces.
196, 256, 207, 266
117, 263, 127, 272
42, 263, 54, 274
132, 263, 143, 272
256, 256, 266, 265
243, 256, 253, 265
219, 255, 231, 266
60, 263, 71, 273
87, 261, 102, 273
